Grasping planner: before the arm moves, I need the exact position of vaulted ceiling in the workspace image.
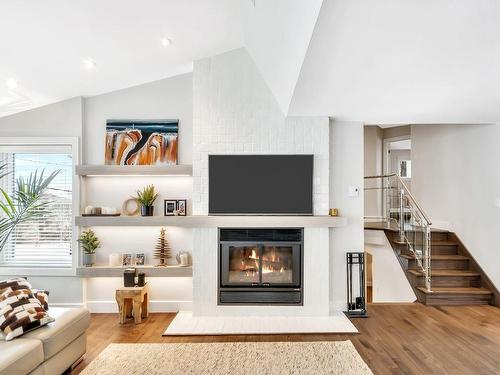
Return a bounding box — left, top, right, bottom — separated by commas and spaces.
2, 0, 500, 124
289, 0, 500, 123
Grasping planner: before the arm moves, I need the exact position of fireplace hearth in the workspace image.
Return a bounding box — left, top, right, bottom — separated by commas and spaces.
218, 228, 303, 305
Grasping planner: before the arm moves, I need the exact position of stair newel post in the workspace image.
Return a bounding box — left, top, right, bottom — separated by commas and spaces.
385, 176, 391, 227
424, 225, 432, 292
398, 188, 405, 242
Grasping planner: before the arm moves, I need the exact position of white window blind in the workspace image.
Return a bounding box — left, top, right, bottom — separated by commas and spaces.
0, 145, 73, 268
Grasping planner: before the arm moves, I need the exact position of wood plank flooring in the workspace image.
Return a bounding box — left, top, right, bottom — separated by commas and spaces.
73, 303, 500, 375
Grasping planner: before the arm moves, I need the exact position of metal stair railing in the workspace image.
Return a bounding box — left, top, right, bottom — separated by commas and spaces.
364, 173, 432, 291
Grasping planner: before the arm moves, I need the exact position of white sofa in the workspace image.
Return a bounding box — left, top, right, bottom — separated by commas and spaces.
0, 307, 90, 375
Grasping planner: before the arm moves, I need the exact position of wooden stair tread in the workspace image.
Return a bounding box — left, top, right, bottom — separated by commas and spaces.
408, 269, 480, 277
416, 287, 493, 295
400, 254, 468, 261
431, 240, 458, 246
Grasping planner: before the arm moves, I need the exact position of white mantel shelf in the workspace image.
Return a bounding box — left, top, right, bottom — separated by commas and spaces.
75, 164, 192, 176
75, 215, 347, 228
76, 265, 192, 277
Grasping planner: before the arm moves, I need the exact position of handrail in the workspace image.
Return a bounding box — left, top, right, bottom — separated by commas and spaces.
364, 173, 432, 291
364, 174, 432, 226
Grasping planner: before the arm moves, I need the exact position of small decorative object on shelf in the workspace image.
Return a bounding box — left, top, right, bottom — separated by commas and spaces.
83, 205, 120, 217
135, 184, 158, 216
124, 268, 137, 287
78, 229, 101, 267
122, 198, 140, 216
137, 273, 146, 287
176, 199, 187, 216
135, 253, 145, 266
109, 253, 121, 266
176, 251, 191, 267
344, 252, 368, 318
154, 228, 172, 266
329, 208, 339, 217
164, 200, 176, 216
122, 253, 133, 266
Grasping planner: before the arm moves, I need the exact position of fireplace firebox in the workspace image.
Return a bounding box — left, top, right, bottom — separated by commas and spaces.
218, 228, 303, 305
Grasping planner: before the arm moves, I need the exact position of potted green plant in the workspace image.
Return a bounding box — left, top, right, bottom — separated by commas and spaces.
78, 229, 101, 266
135, 184, 158, 216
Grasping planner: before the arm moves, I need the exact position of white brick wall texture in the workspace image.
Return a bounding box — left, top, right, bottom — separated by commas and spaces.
192, 48, 329, 215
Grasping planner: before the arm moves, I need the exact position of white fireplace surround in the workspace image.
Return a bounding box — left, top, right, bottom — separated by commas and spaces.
193, 227, 330, 317
190, 49, 335, 317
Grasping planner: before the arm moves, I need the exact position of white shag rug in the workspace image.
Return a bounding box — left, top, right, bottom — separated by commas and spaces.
81, 341, 372, 375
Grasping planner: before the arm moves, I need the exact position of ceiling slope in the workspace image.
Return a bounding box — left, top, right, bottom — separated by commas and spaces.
289, 0, 500, 124
0, 0, 244, 117
243, 0, 323, 115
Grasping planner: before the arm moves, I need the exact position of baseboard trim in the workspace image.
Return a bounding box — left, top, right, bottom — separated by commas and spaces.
51, 303, 85, 308
85, 300, 193, 313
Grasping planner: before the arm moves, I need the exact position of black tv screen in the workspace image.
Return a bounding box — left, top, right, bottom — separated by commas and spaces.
209, 155, 313, 215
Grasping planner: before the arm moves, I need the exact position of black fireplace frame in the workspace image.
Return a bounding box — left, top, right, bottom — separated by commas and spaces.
218, 228, 304, 306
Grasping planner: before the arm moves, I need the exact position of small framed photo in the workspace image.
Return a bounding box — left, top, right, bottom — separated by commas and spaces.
135, 253, 145, 266
122, 253, 133, 266
164, 200, 177, 216
176, 199, 187, 216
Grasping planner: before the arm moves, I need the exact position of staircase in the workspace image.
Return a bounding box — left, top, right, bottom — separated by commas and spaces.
383, 228, 495, 306
364, 173, 498, 306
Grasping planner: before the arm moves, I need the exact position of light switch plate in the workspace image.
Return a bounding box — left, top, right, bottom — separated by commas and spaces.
348, 186, 359, 197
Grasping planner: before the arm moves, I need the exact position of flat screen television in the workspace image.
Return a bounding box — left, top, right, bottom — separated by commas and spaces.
209, 155, 313, 215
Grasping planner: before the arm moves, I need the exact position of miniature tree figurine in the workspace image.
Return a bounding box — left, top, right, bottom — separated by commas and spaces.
154, 228, 172, 266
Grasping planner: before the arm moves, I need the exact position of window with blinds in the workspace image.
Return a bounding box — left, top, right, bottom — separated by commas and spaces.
0, 146, 73, 268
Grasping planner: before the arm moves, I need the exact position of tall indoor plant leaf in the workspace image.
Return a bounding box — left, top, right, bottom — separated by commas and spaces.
0, 168, 59, 253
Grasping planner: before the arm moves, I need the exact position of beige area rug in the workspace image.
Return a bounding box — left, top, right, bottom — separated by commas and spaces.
81, 341, 373, 375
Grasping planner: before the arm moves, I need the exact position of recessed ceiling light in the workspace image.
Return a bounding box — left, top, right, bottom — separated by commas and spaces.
82, 58, 96, 70
6, 78, 18, 90
161, 37, 172, 47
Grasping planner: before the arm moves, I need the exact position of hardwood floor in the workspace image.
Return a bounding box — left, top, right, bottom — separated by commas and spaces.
73, 303, 500, 375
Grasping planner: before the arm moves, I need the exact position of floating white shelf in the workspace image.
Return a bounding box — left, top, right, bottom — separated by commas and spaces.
75, 215, 347, 228
75, 164, 192, 176
76, 265, 192, 277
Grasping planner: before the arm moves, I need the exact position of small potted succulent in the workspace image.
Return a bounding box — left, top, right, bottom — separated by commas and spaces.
135, 184, 158, 216
78, 229, 101, 266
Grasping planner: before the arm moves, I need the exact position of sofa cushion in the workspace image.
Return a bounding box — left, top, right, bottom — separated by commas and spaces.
0, 286, 54, 341
23, 307, 90, 360
0, 338, 44, 375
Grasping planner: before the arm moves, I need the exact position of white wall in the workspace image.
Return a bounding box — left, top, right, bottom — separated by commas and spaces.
242, 0, 323, 114
0, 97, 84, 304
0, 75, 195, 310
329, 120, 364, 310
191, 48, 334, 316
412, 124, 500, 289
192, 48, 329, 216
84, 73, 193, 165
365, 230, 416, 303
82, 73, 194, 311
364, 126, 383, 218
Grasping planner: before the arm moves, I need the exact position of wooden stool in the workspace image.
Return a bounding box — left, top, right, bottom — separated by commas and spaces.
115, 284, 149, 324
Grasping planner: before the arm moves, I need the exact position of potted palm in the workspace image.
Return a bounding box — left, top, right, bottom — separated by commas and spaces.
135, 184, 158, 216
78, 229, 101, 266
0, 166, 58, 253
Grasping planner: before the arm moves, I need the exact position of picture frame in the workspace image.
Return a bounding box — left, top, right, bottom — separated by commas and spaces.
176, 199, 187, 216
135, 253, 145, 266
122, 253, 133, 266
164, 200, 177, 216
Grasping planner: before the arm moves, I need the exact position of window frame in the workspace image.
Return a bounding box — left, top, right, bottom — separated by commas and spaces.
0, 137, 79, 276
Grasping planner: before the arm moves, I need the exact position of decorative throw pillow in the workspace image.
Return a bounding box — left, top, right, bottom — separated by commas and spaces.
0, 278, 54, 341
32, 289, 50, 311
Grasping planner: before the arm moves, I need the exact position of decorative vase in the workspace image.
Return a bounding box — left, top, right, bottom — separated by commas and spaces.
141, 205, 154, 216
83, 253, 96, 267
